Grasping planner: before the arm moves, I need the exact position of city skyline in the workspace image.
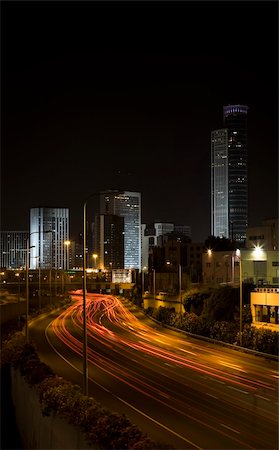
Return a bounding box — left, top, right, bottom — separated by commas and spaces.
1, 1, 278, 242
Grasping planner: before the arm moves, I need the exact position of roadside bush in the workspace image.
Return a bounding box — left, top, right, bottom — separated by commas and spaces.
1, 332, 26, 367
2, 331, 170, 449
209, 321, 238, 343
144, 305, 278, 355
236, 325, 279, 355
183, 287, 214, 316
202, 286, 238, 322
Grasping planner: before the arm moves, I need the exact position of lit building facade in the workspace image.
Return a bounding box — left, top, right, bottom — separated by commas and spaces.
30, 207, 69, 270
0, 231, 28, 269
211, 105, 248, 243
203, 248, 279, 286
94, 213, 124, 270
211, 129, 229, 238
99, 191, 141, 269
246, 218, 278, 251
224, 105, 249, 242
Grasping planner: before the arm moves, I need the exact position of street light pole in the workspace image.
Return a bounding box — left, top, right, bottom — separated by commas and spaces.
239, 254, 243, 347
236, 249, 243, 346
38, 256, 41, 311
26, 230, 53, 341
179, 264, 182, 319
83, 192, 101, 396
26, 237, 30, 342
93, 254, 98, 270
15, 272, 20, 303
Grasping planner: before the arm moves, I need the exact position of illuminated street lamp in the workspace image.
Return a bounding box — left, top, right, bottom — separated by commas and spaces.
32, 255, 42, 311
82, 192, 100, 396
64, 240, 71, 270
15, 272, 21, 303
179, 264, 182, 320
141, 266, 147, 294
152, 268, 156, 299
92, 253, 98, 270
26, 230, 52, 342
235, 249, 243, 346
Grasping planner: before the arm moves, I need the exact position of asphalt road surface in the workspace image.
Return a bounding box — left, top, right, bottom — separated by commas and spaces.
29, 293, 279, 450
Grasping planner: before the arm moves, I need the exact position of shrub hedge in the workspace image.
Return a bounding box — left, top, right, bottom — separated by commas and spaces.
145, 306, 278, 355
1, 332, 172, 450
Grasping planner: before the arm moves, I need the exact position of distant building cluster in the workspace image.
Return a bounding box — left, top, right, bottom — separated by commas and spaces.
1, 106, 278, 300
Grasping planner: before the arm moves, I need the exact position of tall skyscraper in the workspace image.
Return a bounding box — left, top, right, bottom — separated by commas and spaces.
0, 231, 28, 269
211, 129, 229, 239
99, 191, 141, 269
30, 207, 69, 270
211, 105, 248, 242
94, 214, 124, 270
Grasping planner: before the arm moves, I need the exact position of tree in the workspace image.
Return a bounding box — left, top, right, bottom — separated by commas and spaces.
201, 286, 238, 322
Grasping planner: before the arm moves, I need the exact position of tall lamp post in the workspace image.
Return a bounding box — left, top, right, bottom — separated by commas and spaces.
15, 272, 21, 303
152, 268, 156, 299
179, 264, 182, 319
83, 192, 100, 396
26, 230, 53, 342
93, 253, 98, 270
26, 236, 31, 342
38, 256, 41, 311
235, 249, 243, 346
64, 240, 71, 295
64, 240, 71, 270
141, 266, 147, 295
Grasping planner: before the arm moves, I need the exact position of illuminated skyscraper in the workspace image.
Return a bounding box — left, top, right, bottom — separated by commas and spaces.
211, 129, 229, 239
30, 207, 69, 269
0, 231, 28, 269
99, 191, 141, 269
211, 105, 248, 242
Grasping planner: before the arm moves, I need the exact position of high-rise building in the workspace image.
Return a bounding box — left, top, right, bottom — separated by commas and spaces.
0, 231, 28, 269
99, 191, 141, 269
94, 214, 124, 270
211, 105, 248, 242
30, 207, 69, 270
211, 129, 229, 239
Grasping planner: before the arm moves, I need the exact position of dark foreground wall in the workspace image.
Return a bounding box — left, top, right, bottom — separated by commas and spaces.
10, 367, 96, 449
1, 366, 23, 450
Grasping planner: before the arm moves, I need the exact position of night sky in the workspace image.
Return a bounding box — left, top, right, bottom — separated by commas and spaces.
1, 1, 278, 242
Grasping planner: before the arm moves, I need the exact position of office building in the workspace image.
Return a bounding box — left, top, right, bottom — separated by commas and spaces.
0, 231, 28, 269
211, 105, 248, 242
174, 224, 191, 239
141, 222, 193, 272
211, 129, 229, 239
99, 191, 141, 269
30, 207, 69, 270
141, 223, 174, 269
246, 218, 278, 251
94, 214, 124, 270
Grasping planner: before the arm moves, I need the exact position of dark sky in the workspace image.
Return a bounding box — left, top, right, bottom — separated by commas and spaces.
1, 1, 278, 242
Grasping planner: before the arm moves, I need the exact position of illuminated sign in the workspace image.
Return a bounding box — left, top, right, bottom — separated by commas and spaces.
112, 269, 132, 283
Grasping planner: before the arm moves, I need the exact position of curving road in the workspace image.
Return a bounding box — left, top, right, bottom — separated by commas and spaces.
30, 293, 279, 450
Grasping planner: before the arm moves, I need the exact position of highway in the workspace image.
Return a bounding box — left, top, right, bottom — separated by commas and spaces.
30, 293, 279, 450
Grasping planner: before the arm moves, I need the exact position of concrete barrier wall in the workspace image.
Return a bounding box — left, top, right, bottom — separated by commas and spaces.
11, 367, 96, 449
